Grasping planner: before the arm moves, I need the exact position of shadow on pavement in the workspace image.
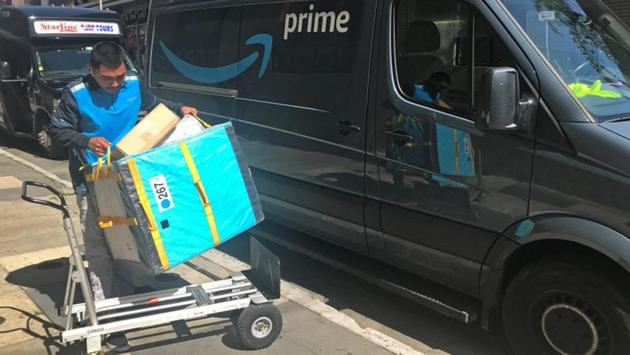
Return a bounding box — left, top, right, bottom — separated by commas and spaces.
218, 231, 512, 355
0, 131, 42, 156
0, 306, 64, 355
5, 257, 212, 353
124, 320, 243, 353
0, 131, 67, 161
6, 257, 71, 327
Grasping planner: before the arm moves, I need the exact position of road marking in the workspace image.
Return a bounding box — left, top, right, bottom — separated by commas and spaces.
0, 148, 72, 189
4, 149, 427, 355
0, 176, 22, 189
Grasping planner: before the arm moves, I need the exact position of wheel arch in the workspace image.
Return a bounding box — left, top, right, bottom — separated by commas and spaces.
33, 108, 53, 134
480, 214, 630, 329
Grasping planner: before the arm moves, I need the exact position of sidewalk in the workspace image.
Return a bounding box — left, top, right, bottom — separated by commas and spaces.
0, 152, 70, 354
0, 151, 407, 355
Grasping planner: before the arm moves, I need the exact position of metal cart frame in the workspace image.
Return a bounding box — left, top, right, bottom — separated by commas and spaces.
21, 181, 282, 354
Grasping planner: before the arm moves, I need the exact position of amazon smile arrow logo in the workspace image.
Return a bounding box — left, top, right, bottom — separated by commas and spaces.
159, 33, 272, 84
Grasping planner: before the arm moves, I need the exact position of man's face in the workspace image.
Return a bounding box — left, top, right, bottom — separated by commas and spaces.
431, 78, 450, 93
90, 63, 126, 94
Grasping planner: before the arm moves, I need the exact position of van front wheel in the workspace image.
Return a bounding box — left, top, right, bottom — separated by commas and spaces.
502, 259, 630, 355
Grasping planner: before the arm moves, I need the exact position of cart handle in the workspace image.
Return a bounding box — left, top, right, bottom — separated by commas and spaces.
21, 181, 69, 218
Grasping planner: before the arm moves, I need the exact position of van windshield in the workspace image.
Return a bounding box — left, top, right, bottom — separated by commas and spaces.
36, 46, 92, 78
501, 0, 630, 122
35, 45, 138, 80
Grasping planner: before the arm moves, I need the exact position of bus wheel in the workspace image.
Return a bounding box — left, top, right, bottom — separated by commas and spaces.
37, 124, 66, 159
502, 259, 630, 355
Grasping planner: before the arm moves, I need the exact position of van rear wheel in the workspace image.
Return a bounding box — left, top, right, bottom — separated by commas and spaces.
502, 259, 630, 355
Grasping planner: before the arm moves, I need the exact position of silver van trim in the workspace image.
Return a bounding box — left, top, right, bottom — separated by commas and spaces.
156, 81, 238, 97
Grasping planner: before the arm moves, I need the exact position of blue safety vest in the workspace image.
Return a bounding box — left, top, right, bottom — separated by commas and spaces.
70, 75, 141, 164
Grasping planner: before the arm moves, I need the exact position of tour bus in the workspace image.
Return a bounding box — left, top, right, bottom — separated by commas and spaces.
0, 6, 138, 158
146, 0, 630, 353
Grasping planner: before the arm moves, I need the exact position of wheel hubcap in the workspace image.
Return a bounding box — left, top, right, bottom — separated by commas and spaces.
538, 294, 609, 355
251, 316, 272, 339
37, 129, 50, 148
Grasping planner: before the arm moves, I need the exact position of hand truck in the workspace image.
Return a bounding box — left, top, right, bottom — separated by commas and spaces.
21, 181, 283, 354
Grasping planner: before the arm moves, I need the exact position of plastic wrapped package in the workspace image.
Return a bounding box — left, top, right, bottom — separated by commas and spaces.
85, 122, 264, 275
163, 114, 206, 144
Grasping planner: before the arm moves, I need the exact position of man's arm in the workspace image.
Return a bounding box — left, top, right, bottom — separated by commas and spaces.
139, 80, 197, 116
50, 89, 90, 149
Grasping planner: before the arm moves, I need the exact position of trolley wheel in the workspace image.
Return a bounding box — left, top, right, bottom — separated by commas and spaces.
233, 303, 282, 350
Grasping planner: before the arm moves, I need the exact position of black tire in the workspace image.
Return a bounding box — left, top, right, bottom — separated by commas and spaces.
37, 124, 66, 160
233, 303, 282, 350
502, 259, 630, 355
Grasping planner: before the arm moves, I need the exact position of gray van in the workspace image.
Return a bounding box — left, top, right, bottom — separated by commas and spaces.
146, 0, 630, 353
0, 6, 137, 158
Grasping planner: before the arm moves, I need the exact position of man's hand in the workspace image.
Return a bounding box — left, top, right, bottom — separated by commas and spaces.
88, 137, 110, 157
436, 99, 453, 110
180, 106, 198, 117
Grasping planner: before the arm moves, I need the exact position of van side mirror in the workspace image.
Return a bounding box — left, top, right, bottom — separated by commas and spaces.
474, 67, 520, 131
0, 61, 12, 80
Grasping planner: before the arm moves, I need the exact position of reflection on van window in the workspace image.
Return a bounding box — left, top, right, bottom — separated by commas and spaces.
395, 0, 471, 115
36, 47, 92, 78
395, 0, 517, 117
502, 0, 630, 122
389, 0, 524, 193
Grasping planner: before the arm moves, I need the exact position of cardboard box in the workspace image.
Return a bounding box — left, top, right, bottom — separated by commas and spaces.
111, 103, 179, 160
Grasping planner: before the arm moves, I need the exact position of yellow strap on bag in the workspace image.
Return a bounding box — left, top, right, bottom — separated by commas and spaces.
96, 146, 112, 176
85, 171, 120, 182
84, 146, 120, 181
127, 158, 170, 270
191, 114, 211, 129
179, 140, 221, 246
98, 216, 138, 229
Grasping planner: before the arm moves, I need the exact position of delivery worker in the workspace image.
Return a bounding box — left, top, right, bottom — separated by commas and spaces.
50, 41, 197, 352
412, 71, 452, 109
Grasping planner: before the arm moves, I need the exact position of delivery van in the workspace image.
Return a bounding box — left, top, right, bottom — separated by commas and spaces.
146, 0, 630, 353
0, 6, 138, 158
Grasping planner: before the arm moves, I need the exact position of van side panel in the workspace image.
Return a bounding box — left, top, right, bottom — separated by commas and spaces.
233, 0, 378, 251
149, 2, 240, 124
530, 121, 630, 240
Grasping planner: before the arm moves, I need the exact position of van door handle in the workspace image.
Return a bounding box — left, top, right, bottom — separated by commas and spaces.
385, 130, 414, 145
336, 120, 361, 135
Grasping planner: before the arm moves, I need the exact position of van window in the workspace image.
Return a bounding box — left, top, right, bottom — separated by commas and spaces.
502, 0, 630, 122
395, 0, 517, 119
35, 45, 138, 79
150, 7, 239, 89
36, 46, 91, 78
